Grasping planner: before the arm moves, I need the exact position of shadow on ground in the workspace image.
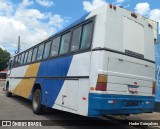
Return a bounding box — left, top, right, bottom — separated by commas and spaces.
8, 95, 138, 129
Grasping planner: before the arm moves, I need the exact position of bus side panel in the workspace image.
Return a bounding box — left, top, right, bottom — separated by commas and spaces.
77, 78, 90, 116
31, 56, 73, 107
8, 66, 28, 95
9, 63, 40, 98
7, 53, 91, 116
52, 52, 91, 116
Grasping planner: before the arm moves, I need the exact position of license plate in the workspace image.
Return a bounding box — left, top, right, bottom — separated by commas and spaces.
128, 85, 139, 93
126, 101, 138, 106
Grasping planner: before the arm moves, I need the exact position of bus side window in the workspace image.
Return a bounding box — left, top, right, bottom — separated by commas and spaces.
59, 32, 71, 55
37, 44, 44, 60
80, 22, 93, 50
32, 47, 38, 62
43, 41, 51, 59
17, 55, 21, 66
10, 60, 14, 69
20, 53, 25, 65
71, 27, 82, 52
27, 49, 33, 63
14, 56, 18, 67
23, 52, 28, 64
9, 58, 14, 69
8, 60, 12, 69
50, 37, 60, 57
13, 58, 15, 67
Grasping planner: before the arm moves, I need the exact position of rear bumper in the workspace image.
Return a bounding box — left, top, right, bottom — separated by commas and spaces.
88, 93, 155, 116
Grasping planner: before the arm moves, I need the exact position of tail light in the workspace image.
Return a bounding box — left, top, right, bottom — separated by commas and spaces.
95, 75, 107, 91
152, 81, 156, 95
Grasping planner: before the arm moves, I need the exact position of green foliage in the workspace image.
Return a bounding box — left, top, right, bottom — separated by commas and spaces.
0, 47, 11, 71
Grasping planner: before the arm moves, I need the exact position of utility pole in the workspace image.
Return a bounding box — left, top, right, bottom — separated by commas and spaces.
15, 36, 21, 54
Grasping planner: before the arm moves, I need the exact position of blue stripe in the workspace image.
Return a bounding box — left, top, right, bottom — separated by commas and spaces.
34, 56, 73, 107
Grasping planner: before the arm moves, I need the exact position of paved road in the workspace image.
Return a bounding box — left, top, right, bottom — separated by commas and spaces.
0, 80, 156, 129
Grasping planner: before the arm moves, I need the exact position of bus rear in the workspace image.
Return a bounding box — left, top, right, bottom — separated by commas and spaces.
88, 5, 157, 116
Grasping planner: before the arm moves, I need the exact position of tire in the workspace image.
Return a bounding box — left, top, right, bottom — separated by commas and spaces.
6, 83, 12, 97
32, 89, 43, 115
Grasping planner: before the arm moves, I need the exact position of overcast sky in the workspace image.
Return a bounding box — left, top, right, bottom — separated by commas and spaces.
0, 0, 160, 54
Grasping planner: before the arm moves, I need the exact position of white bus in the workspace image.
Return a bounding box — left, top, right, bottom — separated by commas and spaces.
5, 4, 157, 116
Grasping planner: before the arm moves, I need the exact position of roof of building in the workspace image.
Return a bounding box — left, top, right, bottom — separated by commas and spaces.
0, 69, 8, 73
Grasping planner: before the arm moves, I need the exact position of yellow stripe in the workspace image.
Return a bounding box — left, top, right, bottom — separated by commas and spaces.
12, 63, 40, 98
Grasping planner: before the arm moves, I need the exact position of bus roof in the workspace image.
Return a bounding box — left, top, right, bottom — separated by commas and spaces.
13, 4, 158, 57
49, 13, 90, 39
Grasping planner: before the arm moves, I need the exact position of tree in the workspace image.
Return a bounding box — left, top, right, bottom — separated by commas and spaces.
0, 47, 11, 71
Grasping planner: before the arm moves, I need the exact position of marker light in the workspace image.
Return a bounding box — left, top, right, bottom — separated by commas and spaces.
90, 87, 95, 91
148, 23, 153, 28
134, 82, 137, 85
82, 97, 86, 100
146, 101, 151, 104
113, 5, 116, 10
108, 100, 117, 104
131, 13, 137, 18
109, 4, 112, 9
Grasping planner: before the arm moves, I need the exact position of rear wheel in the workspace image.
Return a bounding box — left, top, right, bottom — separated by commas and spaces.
32, 89, 43, 115
6, 83, 12, 97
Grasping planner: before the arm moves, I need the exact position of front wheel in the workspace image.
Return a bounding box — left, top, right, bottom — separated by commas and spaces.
32, 89, 43, 115
6, 83, 12, 97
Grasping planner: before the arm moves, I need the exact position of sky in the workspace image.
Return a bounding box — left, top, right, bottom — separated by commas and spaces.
0, 0, 160, 54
